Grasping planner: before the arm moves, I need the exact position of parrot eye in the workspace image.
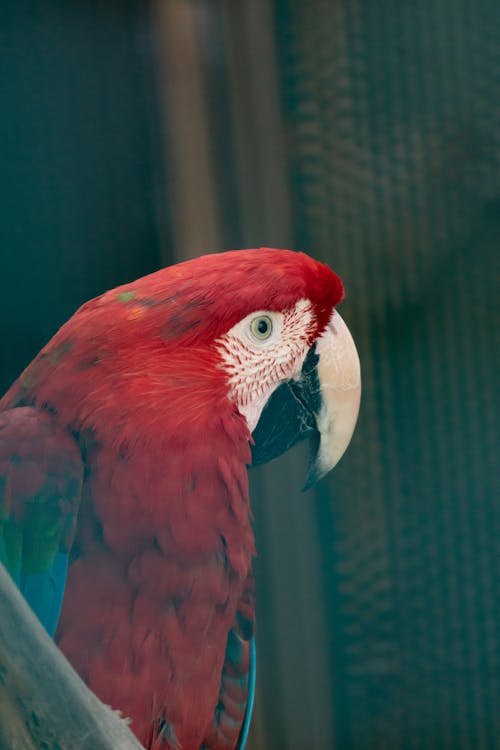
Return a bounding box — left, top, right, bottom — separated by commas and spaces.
250, 315, 273, 341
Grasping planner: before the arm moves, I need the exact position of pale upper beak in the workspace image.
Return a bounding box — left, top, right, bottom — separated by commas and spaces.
303, 310, 361, 488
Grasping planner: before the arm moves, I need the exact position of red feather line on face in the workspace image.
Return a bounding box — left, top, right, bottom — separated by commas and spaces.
0, 248, 343, 750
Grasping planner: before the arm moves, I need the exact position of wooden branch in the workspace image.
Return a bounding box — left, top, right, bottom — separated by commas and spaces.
0, 562, 145, 750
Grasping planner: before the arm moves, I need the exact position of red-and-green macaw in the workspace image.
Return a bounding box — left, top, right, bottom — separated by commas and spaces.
0, 248, 360, 750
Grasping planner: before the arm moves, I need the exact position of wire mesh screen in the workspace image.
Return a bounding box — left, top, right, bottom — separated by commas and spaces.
273, 1, 499, 747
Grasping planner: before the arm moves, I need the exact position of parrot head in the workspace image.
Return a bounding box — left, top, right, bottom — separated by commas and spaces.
7, 248, 360, 488
102, 247, 361, 487
204, 249, 362, 487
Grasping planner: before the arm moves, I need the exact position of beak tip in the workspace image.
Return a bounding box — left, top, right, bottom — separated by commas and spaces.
301, 451, 342, 492
301, 471, 321, 492
301, 475, 315, 493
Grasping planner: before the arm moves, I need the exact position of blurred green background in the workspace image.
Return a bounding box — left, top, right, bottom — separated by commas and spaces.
0, 1, 498, 748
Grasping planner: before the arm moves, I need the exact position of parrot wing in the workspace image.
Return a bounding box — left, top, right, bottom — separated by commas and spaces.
203, 582, 256, 750
0, 406, 84, 636
207, 630, 256, 750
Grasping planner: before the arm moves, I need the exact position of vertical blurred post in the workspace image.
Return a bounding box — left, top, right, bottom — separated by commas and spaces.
152, 0, 221, 259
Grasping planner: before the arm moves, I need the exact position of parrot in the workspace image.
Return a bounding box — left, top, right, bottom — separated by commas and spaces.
0, 248, 361, 750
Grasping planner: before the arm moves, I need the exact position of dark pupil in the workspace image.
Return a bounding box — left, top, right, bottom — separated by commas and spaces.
257, 319, 269, 334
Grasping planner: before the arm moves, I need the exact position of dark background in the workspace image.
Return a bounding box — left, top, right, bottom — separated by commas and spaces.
1, 1, 498, 748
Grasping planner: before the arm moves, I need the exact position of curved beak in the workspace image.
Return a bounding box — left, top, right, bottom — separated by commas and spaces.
302, 310, 361, 489
250, 310, 361, 489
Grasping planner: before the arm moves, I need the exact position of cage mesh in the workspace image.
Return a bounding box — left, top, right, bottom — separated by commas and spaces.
274, 0, 500, 747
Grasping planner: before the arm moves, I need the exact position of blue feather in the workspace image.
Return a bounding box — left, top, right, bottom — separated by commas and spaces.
20, 551, 69, 636
238, 637, 256, 750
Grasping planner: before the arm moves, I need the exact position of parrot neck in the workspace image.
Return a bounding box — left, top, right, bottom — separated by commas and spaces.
73, 358, 256, 576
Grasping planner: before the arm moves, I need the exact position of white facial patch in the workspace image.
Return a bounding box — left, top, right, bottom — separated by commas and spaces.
216, 299, 314, 432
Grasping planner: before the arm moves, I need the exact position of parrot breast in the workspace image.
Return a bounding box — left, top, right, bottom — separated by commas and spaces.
55, 387, 255, 749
